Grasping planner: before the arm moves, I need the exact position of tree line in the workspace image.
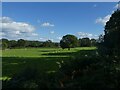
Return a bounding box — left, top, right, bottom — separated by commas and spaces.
0, 39, 60, 50
60, 35, 97, 50
0, 37, 97, 50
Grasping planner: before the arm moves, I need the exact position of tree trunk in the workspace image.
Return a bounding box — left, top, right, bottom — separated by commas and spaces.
68, 48, 70, 50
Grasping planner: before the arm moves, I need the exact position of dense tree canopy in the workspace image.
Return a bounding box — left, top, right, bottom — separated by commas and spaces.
17, 39, 26, 47
99, 10, 120, 56
43, 40, 54, 47
0, 39, 60, 49
0, 37, 97, 49
79, 38, 91, 47
91, 39, 97, 46
0, 38, 9, 50
2, 42, 8, 50
60, 34, 78, 50
8, 40, 17, 48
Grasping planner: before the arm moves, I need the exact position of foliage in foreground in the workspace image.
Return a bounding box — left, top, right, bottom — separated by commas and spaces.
58, 56, 120, 89
2, 51, 120, 89
98, 10, 120, 56
2, 67, 59, 88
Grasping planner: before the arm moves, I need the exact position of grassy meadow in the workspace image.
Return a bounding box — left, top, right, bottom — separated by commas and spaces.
1, 47, 96, 80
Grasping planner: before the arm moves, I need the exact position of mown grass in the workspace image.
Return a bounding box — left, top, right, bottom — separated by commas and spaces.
1, 47, 96, 80
2, 47, 96, 57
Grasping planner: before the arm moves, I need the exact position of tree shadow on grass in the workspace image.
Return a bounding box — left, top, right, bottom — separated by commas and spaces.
2, 56, 70, 78
42, 52, 76, 56
42, 49, 97, 57
38, 50, 56, 52
2, 49, 97, 78
2, 49, 98, 88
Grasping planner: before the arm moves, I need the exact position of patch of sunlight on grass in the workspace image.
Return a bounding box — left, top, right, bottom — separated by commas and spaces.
0, 76, 11, 81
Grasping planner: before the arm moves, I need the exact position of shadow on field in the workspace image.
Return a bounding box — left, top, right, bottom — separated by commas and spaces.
42, 49, 97, 57
2, 56, 70, 77
2, 49, 97, 78
2, 50, 95, 77
38, 50, 56, 52
75, 49, 97, 57
2, 49, 99, 88
42, 52, 76, 56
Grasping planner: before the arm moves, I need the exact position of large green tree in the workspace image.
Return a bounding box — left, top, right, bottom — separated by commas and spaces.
43, 40, 55, 47
60, 34, 78, 50
99, 10, 120, 56
2, 42, 8, 50
8, 40, 17, 48
91, 39, 96, 47
17, 39, 26, 48
80, 38, 91, 47
1, 38, 9, 50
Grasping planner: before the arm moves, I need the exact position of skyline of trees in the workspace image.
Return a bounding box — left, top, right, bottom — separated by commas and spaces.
0, 36, 97, 50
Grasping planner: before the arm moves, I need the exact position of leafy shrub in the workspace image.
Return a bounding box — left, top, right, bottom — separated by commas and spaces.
2, 66, 60, 89
57, 56, 120, 89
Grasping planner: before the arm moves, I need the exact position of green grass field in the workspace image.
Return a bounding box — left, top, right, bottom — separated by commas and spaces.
1, 47, 96, 80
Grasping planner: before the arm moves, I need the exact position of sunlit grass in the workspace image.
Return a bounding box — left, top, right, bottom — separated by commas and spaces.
2, 47, 96, 80
0, 76, 11, 80
2, 47, 96, 57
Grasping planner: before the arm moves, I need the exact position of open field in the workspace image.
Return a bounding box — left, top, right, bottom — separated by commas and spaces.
1, 47, 96, 80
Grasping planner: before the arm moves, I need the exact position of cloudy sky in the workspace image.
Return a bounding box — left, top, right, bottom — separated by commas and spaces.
1, 2, 119, 42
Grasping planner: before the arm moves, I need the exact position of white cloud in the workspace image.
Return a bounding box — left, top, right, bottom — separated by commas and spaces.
0, 16, 38, 40
39, 37, 47, 41
50, 31, 55, 34
96, 15, 111, 25
15, 31, 21, 35
114, 4, 118, 9
31, 33, 38, 36
41, 22, 54, 27
115, 3, 120, 10
77, 32, 92, 38
77, 32, 98, 39
112, 10, 115, 14
50, 39, 54, 42
1, 17, 13, 23
57, 37, 62, 40
0, 32, 6, 38
94, 35, 98, 37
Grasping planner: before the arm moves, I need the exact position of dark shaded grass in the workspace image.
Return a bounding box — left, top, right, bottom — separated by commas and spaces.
2, 57, 70, 77
2, 48, 97, 78
3, 48, 105, 89
42, 52, 76, 56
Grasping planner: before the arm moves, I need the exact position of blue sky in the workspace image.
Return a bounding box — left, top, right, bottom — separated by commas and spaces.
1, 2, 118, 42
